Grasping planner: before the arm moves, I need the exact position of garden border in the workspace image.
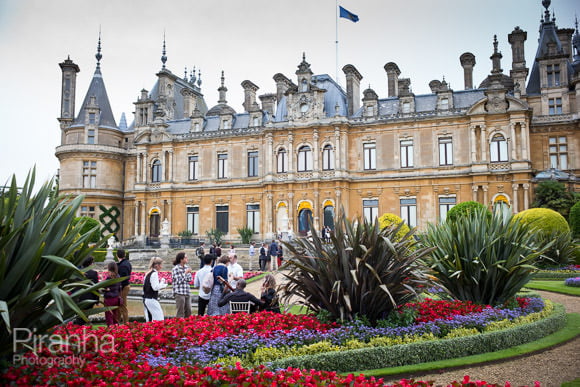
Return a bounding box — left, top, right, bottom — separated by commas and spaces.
269, 304, 567, 373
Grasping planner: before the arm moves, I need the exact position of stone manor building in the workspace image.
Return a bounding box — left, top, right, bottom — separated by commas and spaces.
56, 1, 579, 244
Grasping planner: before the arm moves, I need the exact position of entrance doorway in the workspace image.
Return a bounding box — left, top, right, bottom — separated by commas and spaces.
298, 209, 313, 236
150, 212, 160, 237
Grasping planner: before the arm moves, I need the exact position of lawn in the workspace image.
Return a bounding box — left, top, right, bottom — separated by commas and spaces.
525, 280, 580, 296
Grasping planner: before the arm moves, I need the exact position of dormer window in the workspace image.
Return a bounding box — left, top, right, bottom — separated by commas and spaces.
253, 117, 260, 127
301, 79, 308, 92
440, 98, 449, 110
547, 64, 560, 87
223, 120, 230, 129
366, 106, 374, 116
194, 122, 200, 131
87, 129, 95, 144
89, 113, 96, 125
402, 102, 411, 113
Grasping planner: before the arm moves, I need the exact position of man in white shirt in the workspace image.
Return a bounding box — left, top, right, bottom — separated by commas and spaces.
228, 254, 244, 288
248, 241, 256, 271
193, 255, 213, 315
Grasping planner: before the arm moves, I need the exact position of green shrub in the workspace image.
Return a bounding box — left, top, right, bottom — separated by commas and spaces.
532, 180, 576, 219
445, 201, 490, 223
421, 205, 547, 305
0, 170, 120, 359
570, 201, 580, 238
206, 228, 224, 245
377, 213, 411, 241
534, 230, 578, 267
178, 230, 193, 237
513, 208, 570, 235
281, 211, 435, 324
71, 216, 102, 244
237, 226, 254, 244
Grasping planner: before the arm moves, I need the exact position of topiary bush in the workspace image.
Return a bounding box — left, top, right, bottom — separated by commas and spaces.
570, 201, 580, 238
445, 201, 490, 223
513, 207, 570, 235
71, 216, 102, 244
377, 213, 411, 241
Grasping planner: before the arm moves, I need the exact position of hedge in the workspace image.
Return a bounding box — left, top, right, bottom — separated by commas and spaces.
532, 272, 579, 280
269, 304, 566, 372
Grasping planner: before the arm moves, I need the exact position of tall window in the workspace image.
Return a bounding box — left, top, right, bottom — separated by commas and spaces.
301, 79, 308, 92
186, 207, 199, 235
151, 159, 161, 182
402, 102, 411, 113
82, 161, 97, 188
89, 113, 96, 124
222, 120, 230, 129
400, 198, 417, 228
247, 204, 260, 233
188, 155, 198, 180
490, 134, 508, 162
297, 145, 313, 172
549, 136, 568, 169
322, 144, 334, 170
218, 153, 228, 179
80, 205, 95, 218
439, 137, 453, 165
216, 205, 229, 233
248, 151, 258, 177
439, 196, 456, 222
363, 143, 376, 170
400, 139, 414, 168
87, 129, 95, 144
548, 98, 562, 115
363, 199, 379, 223
439, 98, 449, 110
547, 64, 560, 87
277, 148, 288, 173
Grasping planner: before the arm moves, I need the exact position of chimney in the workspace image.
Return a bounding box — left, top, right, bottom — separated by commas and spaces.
58, 56, 80, 124
384, 62, 401, 97
398, 78, 412, 97
459, 52, 476, 89
241, 80, 259, 112
259, 93, 277, 116
557, 28, 575, 61
342, 64, 363, 116
429, 80, 442, 93
273, 73, 293, 102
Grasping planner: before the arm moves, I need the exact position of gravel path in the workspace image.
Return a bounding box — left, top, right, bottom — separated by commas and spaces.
383, 290, 580, 387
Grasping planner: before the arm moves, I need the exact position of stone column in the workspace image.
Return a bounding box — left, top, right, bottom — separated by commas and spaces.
137, 154, 142, 183
134, 202, 140, 236
521, 122, 529, 160
334, 127, 341, 173
266, 133, 273, 179
266, 193, 274, 240
313, 129, 319, 176
472, 185, 479, 201
167, 199, 173, 234
313, 191, 320, 231
470, 126, 477, 162
288, 133, 294, 176
480, 126, 487, 162
140, 203, 146, 236
523, 183, 530, 210
143, 154, 148, 182
335, 190, 342, 217
512, 184, 519, 212
482, 185, 489, 207
510, 123, 517, 160
288, 192, 295, 231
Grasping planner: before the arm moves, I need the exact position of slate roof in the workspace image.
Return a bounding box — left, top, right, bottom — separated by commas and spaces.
72, 67, 118, 129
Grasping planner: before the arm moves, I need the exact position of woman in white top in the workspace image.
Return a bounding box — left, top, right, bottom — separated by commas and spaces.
143, 257, 168, 321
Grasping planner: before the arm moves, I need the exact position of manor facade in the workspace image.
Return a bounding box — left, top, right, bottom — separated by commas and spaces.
56, 1, 580, 244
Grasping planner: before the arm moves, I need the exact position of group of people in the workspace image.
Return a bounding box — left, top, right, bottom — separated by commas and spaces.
258, 240, 284, 271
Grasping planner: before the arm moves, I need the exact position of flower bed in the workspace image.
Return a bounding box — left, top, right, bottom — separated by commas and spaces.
564, 277, 580, 287
1, 298, 553, 385
97, 270, 261, 285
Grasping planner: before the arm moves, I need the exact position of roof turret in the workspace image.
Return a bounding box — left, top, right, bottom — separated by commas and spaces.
207, 71, 236, 116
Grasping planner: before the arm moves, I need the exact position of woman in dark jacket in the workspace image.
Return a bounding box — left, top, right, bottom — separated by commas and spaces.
260, 274, 280, 313
102, 262, 122, 326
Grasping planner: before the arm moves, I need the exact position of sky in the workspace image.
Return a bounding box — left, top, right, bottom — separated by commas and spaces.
0, 0, 578, 187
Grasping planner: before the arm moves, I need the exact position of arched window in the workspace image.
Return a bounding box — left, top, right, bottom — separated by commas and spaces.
322, 144, 334, 170
490, 134, 508, 162
298, 145, 313, 172
151, 160, 161, 182
277, 148, 288, 173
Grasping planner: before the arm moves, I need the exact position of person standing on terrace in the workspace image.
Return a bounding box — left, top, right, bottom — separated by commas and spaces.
143, 257, 168, 321
172, 252, 193, 318
116, 249, 131, 324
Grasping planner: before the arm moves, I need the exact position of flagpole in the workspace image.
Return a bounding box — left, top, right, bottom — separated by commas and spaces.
335, 0, 339, 84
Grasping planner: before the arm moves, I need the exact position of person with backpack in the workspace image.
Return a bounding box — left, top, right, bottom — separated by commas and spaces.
196, 242, 205, 269
193, 254, 213, 316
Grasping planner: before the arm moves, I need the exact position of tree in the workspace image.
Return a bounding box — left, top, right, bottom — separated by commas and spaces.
532, 180, 576, 219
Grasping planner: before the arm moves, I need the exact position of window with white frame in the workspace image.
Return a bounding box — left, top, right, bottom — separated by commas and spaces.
438, 196, 456, 222
151, 159, 161, 182
188, 155, 198, 180
400, 198, 417, 228
549, 136, 568, 169
439, 137, 453, 165
363, 143, 376, 170
80, 205, 95, 218
222, 120, 230, 129
363, 199, 379, 223
400, 139, 414, 168
548, 98, 562, 115
547, 64, 560, 87
218, 153, 228, 179
297, 145, 313, 172
216, 205, 229, 233
490, 134, 508, 162
440, 98, 449, 110
247, 204, 260, 233
248, 151, 258, 177
402, 102, 411, 113
186, 206, 199, 235
322, 144, 334, 170
82, 161, 97, 188
277, 148, 288, 173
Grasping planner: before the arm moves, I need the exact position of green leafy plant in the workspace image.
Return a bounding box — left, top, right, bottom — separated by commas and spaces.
206, 228, 225, 245
421, 204, 549, 305
445, 201, 490, 223
377, 213, 410, 241
532, 180, 576, 219
569, 201, 580, 238
237, 226, 254, 245
178, 229, 193, 237
534, 230, 578, 267
71, 216, 101, 244
0, 170, 121, 359
280, 211, 435, 324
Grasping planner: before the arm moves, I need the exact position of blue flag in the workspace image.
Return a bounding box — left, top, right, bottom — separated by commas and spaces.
339, 6, 359, 23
